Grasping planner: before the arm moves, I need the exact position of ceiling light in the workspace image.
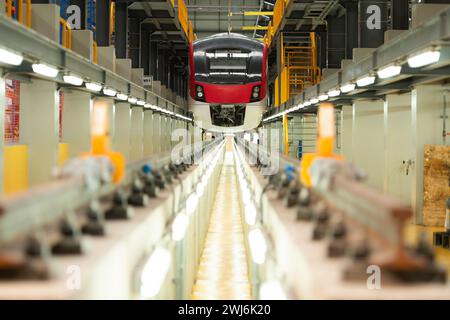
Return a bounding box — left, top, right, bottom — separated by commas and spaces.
116, 93, 128, 101
303, 100, 311, 106
63, 74, 83, 86
327, 89, 340, 97
310, 98, 319, 104
377, 65, 401, 79
356, 75, 376, 87
128, 97, 138, 104
0, 48, 23, 66
408, 49, 441, 68
340, 83, 356, 93
85, 82, 102, 92
103, 87, 117, 97
32, 63, 59, 78
137, 100, 146, 106
318, 94, 328, 101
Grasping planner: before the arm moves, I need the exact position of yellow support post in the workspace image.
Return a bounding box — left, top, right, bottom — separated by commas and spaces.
4, 145, 29, 194
26, 0, 31, 27
93, 41, 98, 63
274, 77, 279, 107
67, 25, 72, 49
283, 114, 289, 157
178, 0, 189, 36
188, 20, 195, 43
110, 1, 115, 41
60, 18, 67, 48
18, 0, 23, 24
6, 0, 12, 17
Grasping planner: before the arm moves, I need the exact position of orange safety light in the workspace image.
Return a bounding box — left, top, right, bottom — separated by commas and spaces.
300, 103, 342, 187
316, 103, 334, 157
82, 100, 125, 183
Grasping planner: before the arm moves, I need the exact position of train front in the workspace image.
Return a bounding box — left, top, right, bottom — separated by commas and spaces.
189, 33, 267, 133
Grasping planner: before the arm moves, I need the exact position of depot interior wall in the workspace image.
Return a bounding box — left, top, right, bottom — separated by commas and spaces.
411, 85, 450, 224
130, 107, 144, 161
143, 110, 154, 157
62, 90, 92, 158
338, 86, 449, 223
152, 113, 161, 154
340, 105, 353, 161
113, 102, 132, 160
351, 99, 385, 190
19, 78, 59, 187
384, 93, 413, 204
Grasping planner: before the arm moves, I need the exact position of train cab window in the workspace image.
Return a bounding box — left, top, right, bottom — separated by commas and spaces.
193, 34, 264, 85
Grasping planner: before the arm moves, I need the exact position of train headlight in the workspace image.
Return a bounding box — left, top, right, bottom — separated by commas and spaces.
251, 85, 261, 101
195, 85, 205, 101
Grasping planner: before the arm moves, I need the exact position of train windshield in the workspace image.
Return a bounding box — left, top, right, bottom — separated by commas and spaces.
193, 35, 264, 85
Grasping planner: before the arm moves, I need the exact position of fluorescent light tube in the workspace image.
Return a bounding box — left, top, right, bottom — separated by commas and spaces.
85, 82, 102, 92
318, 94, 328, 101
128, 97, 138, 104
116, 93, 128, 101
248, 228, 267, 264
172, 212, 189, 241
377, 65, 401, 79
140, 248, 171, 299
340, 83, 355, 93
63, 74, 83, 86
408, 50, 440, 68
103, 88, 117, 97
32, 63, 59, 78
0, 48, 23, 66
260, 281, 287, 300
327, 89, 340, 97
356, 75, 376, 87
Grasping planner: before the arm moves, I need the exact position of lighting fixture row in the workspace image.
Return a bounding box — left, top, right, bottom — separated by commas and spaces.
233, 142, 267, 265
262, 47, 441, 122
171, 142, 225, 242
0, 46, 192, 121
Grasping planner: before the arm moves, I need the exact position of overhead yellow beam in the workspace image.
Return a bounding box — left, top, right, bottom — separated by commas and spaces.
241, 26, 269, 30
243, 11, 274, 16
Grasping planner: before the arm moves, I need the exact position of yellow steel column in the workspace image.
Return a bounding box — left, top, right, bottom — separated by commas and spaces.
283, 114, 289, 157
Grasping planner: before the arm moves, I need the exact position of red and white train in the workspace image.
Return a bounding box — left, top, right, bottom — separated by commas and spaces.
189, 33, 268, 133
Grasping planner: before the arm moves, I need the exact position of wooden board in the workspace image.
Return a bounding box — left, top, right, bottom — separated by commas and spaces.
423, 144, 450, 226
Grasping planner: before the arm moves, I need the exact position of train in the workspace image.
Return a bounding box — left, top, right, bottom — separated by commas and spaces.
189, 33, 268, 133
